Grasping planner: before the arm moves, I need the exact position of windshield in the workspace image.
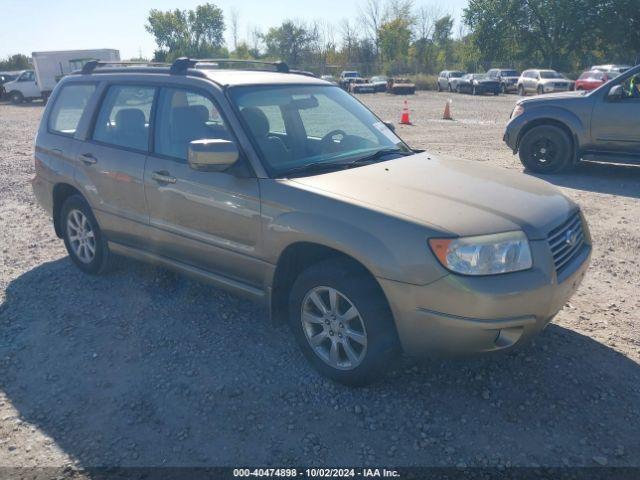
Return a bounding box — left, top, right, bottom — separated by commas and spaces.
343, 72, 359, 78
450, 71, 464, 78
229, 85, 410, 177
473, 74, 488, 80
501, 70, 518, 76
540, 71, 564, 79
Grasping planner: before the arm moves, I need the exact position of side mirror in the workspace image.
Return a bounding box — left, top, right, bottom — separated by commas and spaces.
607, 84, 623, 101
188, 139, 239, 172
384, 121, 395, 132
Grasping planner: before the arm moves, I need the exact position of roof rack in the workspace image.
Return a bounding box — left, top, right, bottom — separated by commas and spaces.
81, 60, 168, 74
170, 57, 290, 75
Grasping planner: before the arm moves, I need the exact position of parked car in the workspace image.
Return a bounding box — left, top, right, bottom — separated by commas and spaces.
575, 70, 618, 91
33, 58, 591, 385
386, 77, 416, 95
453, 73, 500, 95
487, 68, 520, 93
320, 74, 337, 84
348, 78, 375, 94
517, 69, 574, 95
339, 70, 361, 90
370, 75, 388, 92
3, 49, 120, 104
0, 72, 19, 99
505, 64, 640, 173
590, 64, 631, 74
436, 70, 465, 92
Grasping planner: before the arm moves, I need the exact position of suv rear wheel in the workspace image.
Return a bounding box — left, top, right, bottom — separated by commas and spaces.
61, 195, 112, 274
288, 259, 398, 386
518, 125, 573, 173
537, 85, 544, 95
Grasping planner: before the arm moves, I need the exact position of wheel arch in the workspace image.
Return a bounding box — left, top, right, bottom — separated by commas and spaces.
269, 242, 388, 325
52, 183, 84, 238
516, 116, 580, 161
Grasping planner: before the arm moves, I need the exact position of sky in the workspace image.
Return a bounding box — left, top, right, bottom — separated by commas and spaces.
0, 0, 468, 60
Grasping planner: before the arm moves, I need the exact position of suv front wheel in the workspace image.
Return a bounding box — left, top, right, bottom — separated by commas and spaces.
518, 125, 573, 174
288, 259, 399, 386
61, 195, 112, 274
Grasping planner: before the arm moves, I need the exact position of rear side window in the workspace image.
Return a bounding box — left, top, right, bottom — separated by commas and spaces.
48, 84, 96, 136
93, 85, 156, 152
154, 87, 231, 160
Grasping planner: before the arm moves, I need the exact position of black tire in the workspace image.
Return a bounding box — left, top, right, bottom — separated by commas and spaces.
501, 83, 507, 94
472, 86, 477, 96
448, 83, 453, 92
288, 258, 399, 386
455, 85, 460, 93
537, 85, 544, 95
9, 91, 23, 104
518, 125, 573, 174
436, 82, 442, 92
60, 195, 112, 274
517, 85, 525, 96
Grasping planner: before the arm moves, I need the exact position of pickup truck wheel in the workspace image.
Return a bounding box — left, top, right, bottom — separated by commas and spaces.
9, 91, 23, 104
61, 195, 112, 274
519, 125, 573, 174
288, 259, 399, 386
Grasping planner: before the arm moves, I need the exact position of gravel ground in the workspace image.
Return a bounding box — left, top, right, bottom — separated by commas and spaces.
1, 92, 639, 471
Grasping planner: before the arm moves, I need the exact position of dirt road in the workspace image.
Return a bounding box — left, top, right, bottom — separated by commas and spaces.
1, 93, 639, 470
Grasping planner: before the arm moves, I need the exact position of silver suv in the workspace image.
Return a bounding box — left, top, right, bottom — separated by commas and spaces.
33, 58, 591, 385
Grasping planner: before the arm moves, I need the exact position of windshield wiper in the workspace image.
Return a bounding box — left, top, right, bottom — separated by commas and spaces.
345, 148, 413, 166
277, 148, 413, 178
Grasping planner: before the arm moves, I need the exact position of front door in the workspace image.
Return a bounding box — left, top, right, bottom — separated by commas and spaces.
143, 86, 263, 287
591, 76, 640, 154
74, 83, 155, 247
17, 70, 40, 98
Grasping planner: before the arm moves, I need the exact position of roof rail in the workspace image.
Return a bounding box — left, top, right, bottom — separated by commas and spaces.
81, 60, 168, 74
170, 57, 290, 75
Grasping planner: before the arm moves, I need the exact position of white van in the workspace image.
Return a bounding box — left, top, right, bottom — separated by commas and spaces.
3, 49, 120, 103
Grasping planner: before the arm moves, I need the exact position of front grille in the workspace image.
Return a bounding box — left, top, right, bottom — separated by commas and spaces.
547, 211, 586, 273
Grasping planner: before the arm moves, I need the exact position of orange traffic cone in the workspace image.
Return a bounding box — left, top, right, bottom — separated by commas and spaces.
443, 99, 453, 120
400, 100, 412, 125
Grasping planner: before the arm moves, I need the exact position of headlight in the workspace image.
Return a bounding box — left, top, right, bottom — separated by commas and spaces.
511, 104, 524, 118
429, 231, 532, 275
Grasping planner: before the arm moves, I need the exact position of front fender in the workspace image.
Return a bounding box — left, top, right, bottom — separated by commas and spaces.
262, 209, 448, 287
505, 105, 587, 153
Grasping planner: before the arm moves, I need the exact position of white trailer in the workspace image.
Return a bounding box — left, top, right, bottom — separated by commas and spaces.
33, 49, 120, 98
3, 49, 120, 103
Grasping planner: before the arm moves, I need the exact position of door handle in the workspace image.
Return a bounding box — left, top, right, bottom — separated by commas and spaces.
79, 153, 97, 165
151, 171, 177, 184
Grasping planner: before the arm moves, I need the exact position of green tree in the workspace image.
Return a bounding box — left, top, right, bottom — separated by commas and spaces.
146, 3, 225, 61
378, 18, 412, 72
0, 54, 30, 71
262, 21, 316, 66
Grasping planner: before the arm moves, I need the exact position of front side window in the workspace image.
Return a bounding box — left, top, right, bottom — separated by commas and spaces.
229, 85, 411, 176
93, 85, 155, 152
19, 71, 34, 82
154, 87, 232, 160
48, 84, 96, 135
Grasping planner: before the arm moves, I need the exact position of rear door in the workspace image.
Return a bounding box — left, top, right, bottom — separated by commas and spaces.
143, 86, 263, 287
591, 77, 640, 153
74, 83, 155, 247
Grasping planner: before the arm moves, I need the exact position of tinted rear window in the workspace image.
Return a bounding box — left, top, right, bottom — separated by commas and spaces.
48, 84, 96, 136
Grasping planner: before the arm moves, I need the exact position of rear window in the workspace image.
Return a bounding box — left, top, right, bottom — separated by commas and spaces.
48, 84, 96, 136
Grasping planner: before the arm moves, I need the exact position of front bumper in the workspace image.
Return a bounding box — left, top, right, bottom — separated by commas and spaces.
379, 240, 591, 357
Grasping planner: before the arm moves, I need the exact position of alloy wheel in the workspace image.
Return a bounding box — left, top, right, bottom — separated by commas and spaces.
301, 286, 367, 370
67, 209, 96, 264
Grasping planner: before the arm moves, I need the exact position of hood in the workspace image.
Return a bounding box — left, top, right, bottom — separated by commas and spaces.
517, 90, 587, 106
288, 153, 575, 239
